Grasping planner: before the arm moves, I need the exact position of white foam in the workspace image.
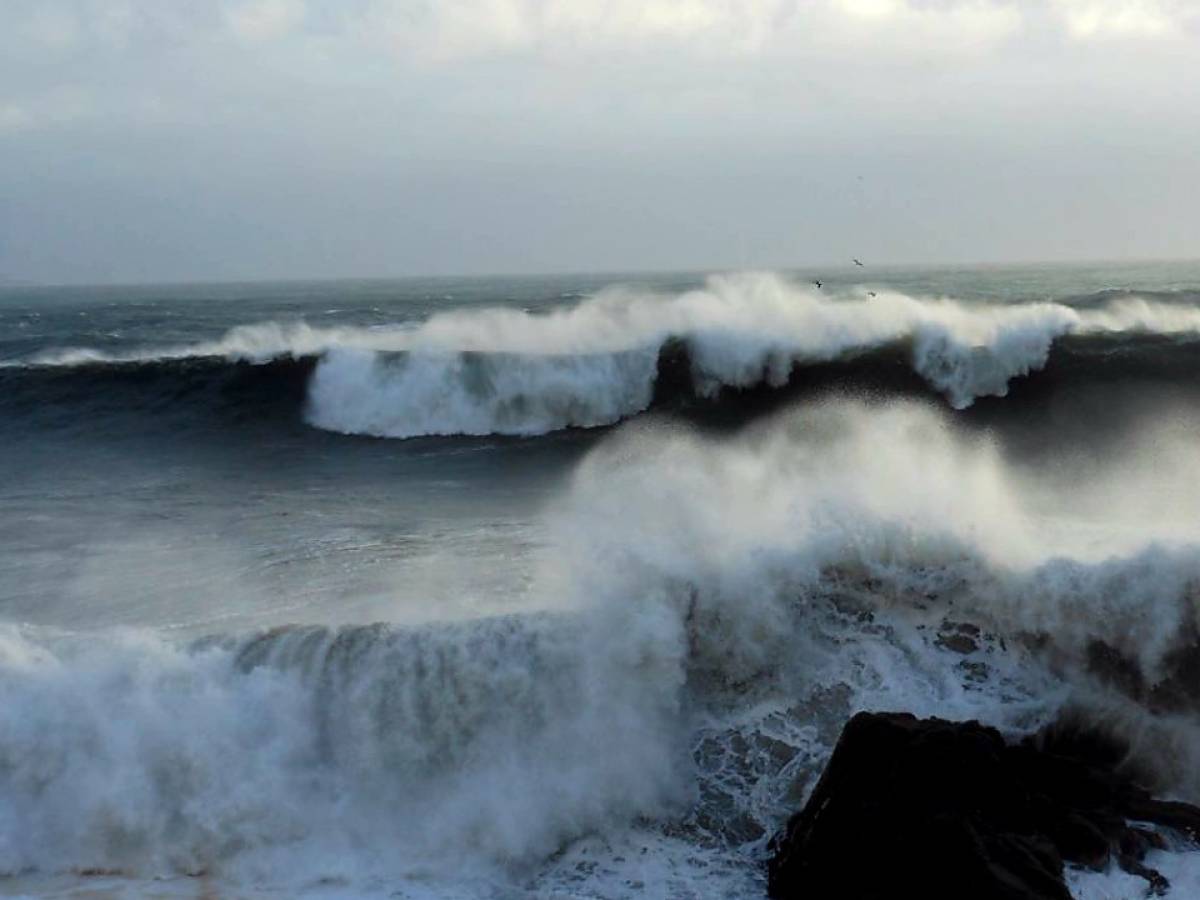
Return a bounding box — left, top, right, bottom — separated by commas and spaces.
8, 399, 1200, 894
0, 617, 690, 886
306, 346, 659, 437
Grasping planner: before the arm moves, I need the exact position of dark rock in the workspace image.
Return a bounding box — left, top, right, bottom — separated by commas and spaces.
1151, 639, 1200, 713
937, 631, 980, 654
1082, 636, 1200, 715
1085, 640, 1147, 703
767, 712, 1200, 900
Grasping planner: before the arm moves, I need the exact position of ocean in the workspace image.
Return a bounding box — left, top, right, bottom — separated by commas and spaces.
4, 261, 1200, 898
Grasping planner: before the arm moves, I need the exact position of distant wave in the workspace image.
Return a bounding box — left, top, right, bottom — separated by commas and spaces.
8, 273, 1200, 437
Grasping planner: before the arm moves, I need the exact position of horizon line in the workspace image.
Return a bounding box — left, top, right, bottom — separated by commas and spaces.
4, 254, 1199, 291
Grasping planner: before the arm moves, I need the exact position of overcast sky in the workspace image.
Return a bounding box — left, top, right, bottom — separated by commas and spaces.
1, 0, 1198, 283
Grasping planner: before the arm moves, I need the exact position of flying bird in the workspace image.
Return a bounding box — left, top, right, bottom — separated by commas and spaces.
813, 280, 823, 289
867, 291, 877, 298
853, 258, 864, 267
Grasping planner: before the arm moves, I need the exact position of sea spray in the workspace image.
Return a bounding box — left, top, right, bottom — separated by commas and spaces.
7, 398, 1200, 891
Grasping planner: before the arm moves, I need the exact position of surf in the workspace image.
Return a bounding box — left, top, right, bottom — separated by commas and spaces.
9, 273, 1200, 441
7, 398, 1200, 893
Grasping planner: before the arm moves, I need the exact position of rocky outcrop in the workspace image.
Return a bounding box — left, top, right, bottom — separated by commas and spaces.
767, 712, 1200, 899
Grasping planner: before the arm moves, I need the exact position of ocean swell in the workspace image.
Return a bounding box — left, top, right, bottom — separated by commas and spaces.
9, 273, 1200, 439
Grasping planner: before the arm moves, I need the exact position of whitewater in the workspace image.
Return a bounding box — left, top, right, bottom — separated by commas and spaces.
3, 263, 1200, 898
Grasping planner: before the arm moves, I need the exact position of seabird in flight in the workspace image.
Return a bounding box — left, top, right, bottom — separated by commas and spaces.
853, 258, 864, 267
867, 291, 877, 298
813, 280, 823, 289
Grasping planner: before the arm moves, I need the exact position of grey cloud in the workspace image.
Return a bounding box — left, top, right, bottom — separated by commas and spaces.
1, 0, 1198, 283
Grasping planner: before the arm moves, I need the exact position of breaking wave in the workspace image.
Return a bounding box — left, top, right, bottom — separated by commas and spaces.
8, 272, 1200, 439
6, 400, 1200, 889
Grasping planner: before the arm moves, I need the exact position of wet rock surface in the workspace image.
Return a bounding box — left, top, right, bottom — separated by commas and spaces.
767, 712, 1200, 899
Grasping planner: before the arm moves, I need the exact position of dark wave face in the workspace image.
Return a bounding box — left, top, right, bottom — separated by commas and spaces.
0, 355, 318, 433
